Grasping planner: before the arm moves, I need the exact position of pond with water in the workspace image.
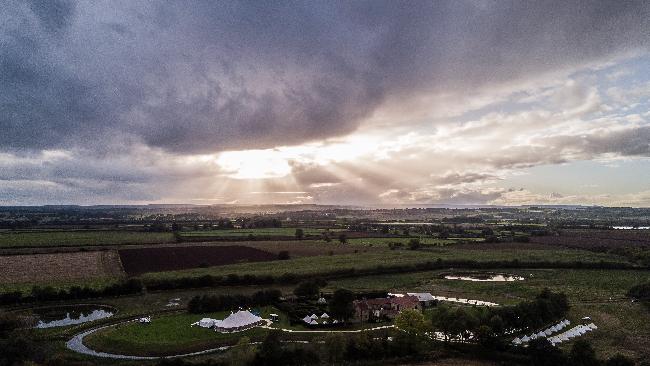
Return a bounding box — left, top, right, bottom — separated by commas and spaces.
28, 305, 115, 328
444, 273, 524, 282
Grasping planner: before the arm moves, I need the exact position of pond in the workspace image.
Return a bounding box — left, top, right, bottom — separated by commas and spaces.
444, 273, 524, 282
28, 305, 115, 328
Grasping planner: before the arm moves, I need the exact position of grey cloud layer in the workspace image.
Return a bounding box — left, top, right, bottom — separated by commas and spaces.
1, 0, 648, 154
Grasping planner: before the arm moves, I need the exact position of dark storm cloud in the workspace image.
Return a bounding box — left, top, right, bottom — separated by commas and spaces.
1, 0, 648, 154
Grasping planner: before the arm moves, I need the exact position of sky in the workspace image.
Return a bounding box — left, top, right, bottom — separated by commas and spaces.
1, 0, 649, 207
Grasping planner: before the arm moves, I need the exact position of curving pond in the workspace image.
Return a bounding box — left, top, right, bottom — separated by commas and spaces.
27, 304, 115, 328
444, 273, 524, 282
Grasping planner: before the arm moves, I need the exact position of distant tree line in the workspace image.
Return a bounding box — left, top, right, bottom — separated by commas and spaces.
187, 289, 282, 313
0, 279, 143, 306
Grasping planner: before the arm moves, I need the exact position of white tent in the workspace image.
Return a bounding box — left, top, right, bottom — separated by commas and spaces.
537, 331, 546, 337
512, 337, 522, 344
588, 323, 597, 330
544, 329, 553, 336
321, 313, 330, 319
521, 335, 530, 342
332, 319, 339, 324
551, 337, 561, 344
550, 325, 558, 332
303, 316, 312, 323
560, 334, 570, 341
196, 318, 216, 328
215, 310, 263, 332
530, 334, 538, 340
309, 319, 318, 325
310, 314, 319, 320
564, 320, 571, 326
458, 298, 468, 303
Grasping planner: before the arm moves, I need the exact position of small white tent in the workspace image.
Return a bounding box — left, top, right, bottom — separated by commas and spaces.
321, 313, 329, 319
303, 316, 312, 323
537, 331, 546, 338
198, 318, 215, 328
544, 328, 553, 336
521, 335, 530, 342
512, 337, 522, 345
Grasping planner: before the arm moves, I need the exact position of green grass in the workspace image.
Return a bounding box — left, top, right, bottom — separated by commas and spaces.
0, 231, 175, 248
327, 268, 650, 360
179, 227, 341, 237
141, 247, 631, 283
348, 237, 457, 247
84, 310, 273, 356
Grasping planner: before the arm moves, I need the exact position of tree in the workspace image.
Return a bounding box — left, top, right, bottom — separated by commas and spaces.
294, 281, 320, 299
322, 333, 346, 363
393, 309, 429, 356
295, 228, 304, 239
229, 336, 255, 366
606, 354, 634, 366
253, 331, 283, 366
329, 289, 355, 322
569, 340, 600, 366
338, 233, 347, 244
408, 238, 421, 250
528, 338, 567, 366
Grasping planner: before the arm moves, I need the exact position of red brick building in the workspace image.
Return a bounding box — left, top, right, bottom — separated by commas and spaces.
353, 295, 421, 322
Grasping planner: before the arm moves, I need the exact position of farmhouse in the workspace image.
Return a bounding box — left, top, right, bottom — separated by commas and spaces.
353, 295, 421, 322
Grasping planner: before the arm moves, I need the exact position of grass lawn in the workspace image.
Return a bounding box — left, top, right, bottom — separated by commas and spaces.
0, 231, 175, 248
84, 309, 273, 356
348, 237, 458, 247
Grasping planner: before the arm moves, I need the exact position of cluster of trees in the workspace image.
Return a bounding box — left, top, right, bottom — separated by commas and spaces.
0, 279, 143, 306
431, 289, 569, 345
292, 279, 327, 299
187, 289, 282, 314
239, 217, 282, 229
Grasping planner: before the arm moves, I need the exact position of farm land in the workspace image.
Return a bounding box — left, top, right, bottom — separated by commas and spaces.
1, 205, 650, 365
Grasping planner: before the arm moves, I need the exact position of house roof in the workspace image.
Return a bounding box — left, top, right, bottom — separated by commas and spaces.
406, 292, 435, 302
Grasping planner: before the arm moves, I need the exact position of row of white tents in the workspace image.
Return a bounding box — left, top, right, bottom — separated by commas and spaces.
303, 313, 337, 325
432, 295, 499, 307
389, 292, 498, 307
192, 310, 264, 333
512, 319, 598, 346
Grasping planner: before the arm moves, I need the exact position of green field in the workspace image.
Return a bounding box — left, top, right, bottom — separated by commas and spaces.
84, 309, 273, 356
0, 231, 175, 248
179, 227, 341, 237
348, 237, 458, 247
327, 268, 650, 360
141, 247, 632, 283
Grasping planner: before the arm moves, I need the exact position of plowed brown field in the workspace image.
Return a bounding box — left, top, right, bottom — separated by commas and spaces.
0, 251, 124, 284
118, 245, 277, 275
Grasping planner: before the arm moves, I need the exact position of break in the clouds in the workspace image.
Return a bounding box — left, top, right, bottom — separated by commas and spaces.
1, 1, 649, 206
